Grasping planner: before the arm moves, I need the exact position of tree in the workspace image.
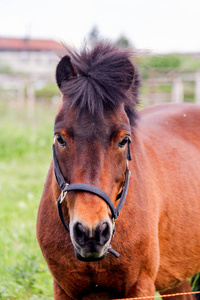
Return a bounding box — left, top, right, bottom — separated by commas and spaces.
88, 26, 100, 47
115, 34, 132, 48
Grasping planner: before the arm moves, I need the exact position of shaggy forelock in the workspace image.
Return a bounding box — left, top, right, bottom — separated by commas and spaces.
59, 42, 141, 126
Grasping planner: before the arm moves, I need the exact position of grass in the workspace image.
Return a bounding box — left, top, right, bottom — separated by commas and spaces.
4, 99, 197, 299
0, 100, 55, 299
0, 99, 161, 300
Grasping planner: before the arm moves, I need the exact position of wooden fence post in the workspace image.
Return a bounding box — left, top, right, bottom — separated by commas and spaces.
171, 77, 184, 103
18, 81, 25, 108
27, 82, 35, 120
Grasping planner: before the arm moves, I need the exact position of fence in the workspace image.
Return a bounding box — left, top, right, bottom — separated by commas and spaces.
1, 71, 200, 119
0, 73, 59, 120
142, 71, 200, 105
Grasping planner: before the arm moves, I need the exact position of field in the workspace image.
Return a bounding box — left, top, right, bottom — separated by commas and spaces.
1, 51, 200, 299
0, 99, 163, 300
0, 100, 55, 299
0, 98, 165, 300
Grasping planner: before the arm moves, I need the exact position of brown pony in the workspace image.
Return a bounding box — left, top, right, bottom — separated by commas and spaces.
37, 42, 200, 300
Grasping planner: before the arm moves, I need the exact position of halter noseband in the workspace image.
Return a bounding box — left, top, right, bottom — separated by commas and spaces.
52, 140, 131, 258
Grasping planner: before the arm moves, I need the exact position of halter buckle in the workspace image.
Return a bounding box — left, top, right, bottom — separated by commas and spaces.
112, 218, 116, 237
60, 183, 69, 203
60, 190, 67, 203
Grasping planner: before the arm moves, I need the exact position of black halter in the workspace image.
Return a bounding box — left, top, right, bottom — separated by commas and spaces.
52, 140, 131, 258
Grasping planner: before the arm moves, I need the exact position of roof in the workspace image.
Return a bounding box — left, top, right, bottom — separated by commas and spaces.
0, 37, 64, 51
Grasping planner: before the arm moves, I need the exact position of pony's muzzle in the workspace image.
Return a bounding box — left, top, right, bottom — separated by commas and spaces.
72, 221, 112, 261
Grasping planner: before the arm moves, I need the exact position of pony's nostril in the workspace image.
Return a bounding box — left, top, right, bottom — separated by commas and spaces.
76, 223, 84, 238
98, 222, 111, 245
73, 223, 85, 245
101, 223, 109, 236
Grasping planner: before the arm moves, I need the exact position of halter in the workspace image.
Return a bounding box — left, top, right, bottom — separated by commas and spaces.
52, 139, 131, 258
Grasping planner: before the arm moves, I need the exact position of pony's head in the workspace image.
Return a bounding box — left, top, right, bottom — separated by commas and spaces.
54, 42, 140, 261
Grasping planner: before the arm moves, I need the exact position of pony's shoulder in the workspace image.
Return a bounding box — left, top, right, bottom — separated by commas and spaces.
137, 102, 200, 143
139, 102, 200, 123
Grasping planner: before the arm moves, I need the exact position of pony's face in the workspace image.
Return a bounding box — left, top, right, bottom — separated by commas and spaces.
53, 43, 139, 261
54, 105, 131, 261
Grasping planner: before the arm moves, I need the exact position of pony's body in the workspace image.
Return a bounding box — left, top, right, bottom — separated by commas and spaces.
139, 103, 200, 290
37, 43, 200, 299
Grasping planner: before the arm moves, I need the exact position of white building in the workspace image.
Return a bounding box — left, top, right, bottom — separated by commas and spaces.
0, 37, 64, 77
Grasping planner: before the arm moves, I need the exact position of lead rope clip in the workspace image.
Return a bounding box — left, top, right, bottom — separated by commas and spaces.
60, 183, 69, 203
112, 218, 116, 237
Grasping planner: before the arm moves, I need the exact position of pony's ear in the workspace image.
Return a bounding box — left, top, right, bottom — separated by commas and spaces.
56, 56, 77, 89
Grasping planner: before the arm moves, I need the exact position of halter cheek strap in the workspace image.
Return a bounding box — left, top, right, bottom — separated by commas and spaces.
52, 140, 131, 258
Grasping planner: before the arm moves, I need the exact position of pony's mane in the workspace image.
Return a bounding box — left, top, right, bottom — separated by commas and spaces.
60, 42, 141, 126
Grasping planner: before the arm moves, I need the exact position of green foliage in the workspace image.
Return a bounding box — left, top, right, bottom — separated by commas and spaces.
0, 101, 54, 299
191, 272, 200, 292
0, 64, 13, 74
35, 83, 60, 100
0, 253, 51, 299
137, 53, 200, 102
142, 55, 181, 69
138, 53, 200, 76
88, 25, 101, 47
178, 55, 200, 72
115, 35, 132, 48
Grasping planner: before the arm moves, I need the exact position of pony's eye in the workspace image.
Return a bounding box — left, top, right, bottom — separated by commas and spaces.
56, 134, 66, 147
118, 136, 129, 148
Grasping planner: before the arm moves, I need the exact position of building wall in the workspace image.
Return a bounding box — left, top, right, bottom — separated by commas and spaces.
0, 50, 59, 77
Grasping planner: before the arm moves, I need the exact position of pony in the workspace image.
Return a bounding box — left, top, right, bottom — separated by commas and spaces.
37, 42, 200, 300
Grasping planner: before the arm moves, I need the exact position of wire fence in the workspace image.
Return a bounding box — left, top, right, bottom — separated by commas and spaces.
112, 290, 200, 300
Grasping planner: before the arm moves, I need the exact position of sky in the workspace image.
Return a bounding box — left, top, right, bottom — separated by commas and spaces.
0, 0, 200, 53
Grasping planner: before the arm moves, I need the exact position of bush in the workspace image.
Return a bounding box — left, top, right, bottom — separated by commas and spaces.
139, 55, 181, 70
35, 83, 60, 100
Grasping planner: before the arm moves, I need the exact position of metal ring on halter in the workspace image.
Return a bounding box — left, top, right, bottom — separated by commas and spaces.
60, 188, 68, 203
112, 218, 116, 237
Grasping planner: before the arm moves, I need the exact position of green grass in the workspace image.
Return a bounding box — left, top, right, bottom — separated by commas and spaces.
0, 100, 161, 300
0, 100, 55, 299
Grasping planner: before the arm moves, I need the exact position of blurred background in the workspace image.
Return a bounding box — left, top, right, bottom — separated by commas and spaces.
0, 0, 200, 299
